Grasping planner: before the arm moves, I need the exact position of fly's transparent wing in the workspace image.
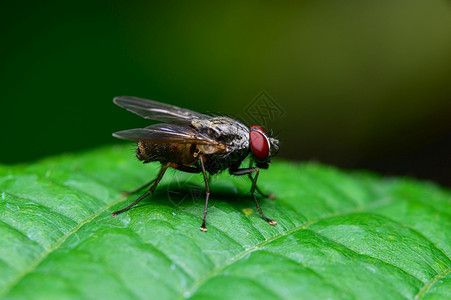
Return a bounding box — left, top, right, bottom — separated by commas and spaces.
113, 96, 209, 123
113, 123, 225, 147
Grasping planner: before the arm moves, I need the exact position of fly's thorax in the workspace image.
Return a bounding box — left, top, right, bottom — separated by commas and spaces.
192, 116, 250, 151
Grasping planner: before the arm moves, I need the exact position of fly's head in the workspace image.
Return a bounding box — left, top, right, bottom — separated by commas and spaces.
249, 125, 279, 169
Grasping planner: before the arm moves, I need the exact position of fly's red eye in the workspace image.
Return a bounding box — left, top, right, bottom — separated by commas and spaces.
250, 125, 266, 134
250, 128, 270, 162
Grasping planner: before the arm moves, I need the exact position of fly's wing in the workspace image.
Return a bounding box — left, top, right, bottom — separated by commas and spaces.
113, 123, 227, 149
114, 96, 209, 123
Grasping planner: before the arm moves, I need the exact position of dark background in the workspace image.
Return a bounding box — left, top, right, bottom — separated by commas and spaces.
1, 1, 450, 186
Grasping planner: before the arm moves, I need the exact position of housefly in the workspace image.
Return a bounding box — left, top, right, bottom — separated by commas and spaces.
112, 96, 279, 231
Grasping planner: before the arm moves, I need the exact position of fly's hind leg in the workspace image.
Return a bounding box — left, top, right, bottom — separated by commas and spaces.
113, 160, 212, 231
230, 167, 277, 225
121, 162, 203, 196
113, 162, 204, 217
121, 179, 156, 196
112, 163, 171, 216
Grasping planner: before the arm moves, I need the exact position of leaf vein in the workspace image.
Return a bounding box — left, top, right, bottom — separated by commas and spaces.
181, 208, 360, 299
415, 267, 451, 300
0, 194, 125, 298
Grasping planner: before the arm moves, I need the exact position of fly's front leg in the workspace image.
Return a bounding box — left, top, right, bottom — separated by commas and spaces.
248, 158, 275, 199
230, 167, 277, 225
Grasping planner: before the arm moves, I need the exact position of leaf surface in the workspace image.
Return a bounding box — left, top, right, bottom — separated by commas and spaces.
0, 145, 450, 299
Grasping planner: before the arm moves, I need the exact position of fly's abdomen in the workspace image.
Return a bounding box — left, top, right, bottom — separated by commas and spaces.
137, 141, 196, 164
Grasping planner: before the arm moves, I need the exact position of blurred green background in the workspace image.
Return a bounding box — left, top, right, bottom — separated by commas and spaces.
1, 0, 450, 185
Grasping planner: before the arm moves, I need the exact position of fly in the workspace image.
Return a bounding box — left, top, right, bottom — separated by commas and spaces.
112, 96, 280, 231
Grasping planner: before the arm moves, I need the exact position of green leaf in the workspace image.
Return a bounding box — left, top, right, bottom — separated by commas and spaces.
0, 145, 450, 299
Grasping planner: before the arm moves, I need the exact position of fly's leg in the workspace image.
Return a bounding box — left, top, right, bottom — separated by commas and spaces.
230, 167, 277, 225
120, 163, 202, 195
247, 173, 274, 199
248, 159, 274, 199
198, 156, 210, 232
112, 163, 171, 216
121, 179, 156, 196
170, 161, 209, 231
